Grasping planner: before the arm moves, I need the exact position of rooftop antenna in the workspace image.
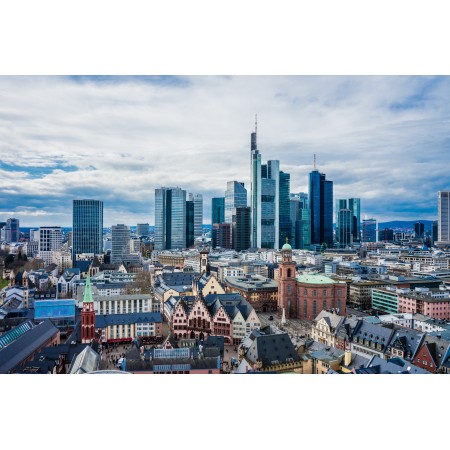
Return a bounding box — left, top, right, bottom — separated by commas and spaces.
314, 154, 317, 170
255, 113, 258, 134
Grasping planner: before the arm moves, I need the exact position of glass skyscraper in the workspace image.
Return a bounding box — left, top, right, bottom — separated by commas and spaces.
250, 127, 261, 248
225, 181, 247, 223
72, 199, 103, 261
337, 209, 352, 247
155, 187, 186, 250
188, 193, 203, 239
186, 198, 195, 248
279, 171, 291, 246
309, 169, 333, 247
111, 224, 131, 264
5, 218, 20, 243
211, 197, 225, 225
362, 218, 377, 243
348, 198, 361, 242
232, 206, 251, 252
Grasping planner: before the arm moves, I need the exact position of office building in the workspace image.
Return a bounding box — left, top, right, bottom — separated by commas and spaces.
212, 223, 232, 249
186, 198, 195, 248
225, 181, 247, 223
432, 220, 438, 246
437, 191, 450, 246
279, 171, 291, 246
232, 206, 251, 252
298, 209, 311, 249
337, 209, 352, 247
187, 193, 203, 239
154, 187, 186, 250
111, 224, 131, 264
39, 227, 62, 265
414, 222, 425, 239
362, 218, 377, 243
309, 167, 333, 247
378, 228, 394, 242
4, 218, 20, 243
136, 223, 150, 236
348, 198, 361, 242
72, 200, 103, 262
250, 124, 262, 248
211, 197, 225, 225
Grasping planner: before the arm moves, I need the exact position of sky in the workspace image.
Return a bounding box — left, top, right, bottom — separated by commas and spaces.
0, 75, 449, 227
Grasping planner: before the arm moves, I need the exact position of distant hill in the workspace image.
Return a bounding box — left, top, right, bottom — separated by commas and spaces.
378, 220, 434, 230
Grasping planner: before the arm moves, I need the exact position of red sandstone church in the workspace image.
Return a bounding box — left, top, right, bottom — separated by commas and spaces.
277, 241, 347, 320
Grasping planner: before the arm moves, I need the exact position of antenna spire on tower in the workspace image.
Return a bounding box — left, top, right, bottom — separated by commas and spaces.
314, 154, 317, 170
255, 113, 258, 134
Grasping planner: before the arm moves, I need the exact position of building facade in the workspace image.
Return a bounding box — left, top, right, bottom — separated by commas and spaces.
155, 187, 186, 250
211, 197, 225, 225
39, 226, 62, 265
111, 224, 131, 264
72, 200, 103, 262
225, 181, 247, 224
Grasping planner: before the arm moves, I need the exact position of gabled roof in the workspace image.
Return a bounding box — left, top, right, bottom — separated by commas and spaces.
244, 332, 299, 366
361, 355, 429, 374
69, 346, 100, 374
96, 312, 162, 328
388, 329, 424, 360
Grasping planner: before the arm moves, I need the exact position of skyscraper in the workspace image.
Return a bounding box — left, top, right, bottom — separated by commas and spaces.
155, 187, 186, 250
299, 209, 311, 249
279, 171, 291, 246
348, 198, 361, 242
250, 122, 262, 248
225, 181, 247, 224
232, 206, 251, 252
337, 209, 352, 247
432, 220, 438, 246
39, 226, 62, 265
136, 223, 150, 236
111, 224, 131, 264
188, 193, 203, 239
309, 167, 333, 247
212, 223, 232, 249
335, 199, 348, 243
414, 222, 425, 239
437, 191, 450, 246
4, 218, 20, 243
72, 200, 103, 261
186, 198, 195, 248
362, 218, 377, 243
211, 197, 225, 225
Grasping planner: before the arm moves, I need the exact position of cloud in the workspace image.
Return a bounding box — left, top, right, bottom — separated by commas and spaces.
0, 75, 449, 226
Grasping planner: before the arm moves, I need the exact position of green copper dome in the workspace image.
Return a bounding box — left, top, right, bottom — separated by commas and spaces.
281, 237, 292, 251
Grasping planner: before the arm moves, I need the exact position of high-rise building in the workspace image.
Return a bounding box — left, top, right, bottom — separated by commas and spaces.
250, 124, 262, 248
225, 181, 247, 224
188, 193, 203, 239
437, 191, 450, 246
379, 228, 394, 242
39, 226, 62, 265
299, 209, 311, 249
309, 168, 333, 247
111, 224, 131, 264
335, 199, 348, 243
362, 218, 377, 243
337, 209, 352, 247
211, 197, 225, 225
155, 187, 186, 250
4, 218, 20, 243
232, 206, 251, 252
348, 198, 361, 242
72, 200, 103, 261
432, 220, 438, 246
186, 199, 195, 248
414, 222, 425, 239
136, 223, 150, 236
212, 223, 232, 249
279, 171, 291, 247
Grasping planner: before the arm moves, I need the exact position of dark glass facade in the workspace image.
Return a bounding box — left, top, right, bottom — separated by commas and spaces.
72, 199, 103, 261
279, 171, 291, 246
211, 197, 225, 225
186, 200, 195, 247
232, 206, 251, 252
309, 170, 333, 247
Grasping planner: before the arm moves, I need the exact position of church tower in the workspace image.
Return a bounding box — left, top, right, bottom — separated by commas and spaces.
278, 239, 297, 319
199, 247, 210, 275
81, 275, 96, 344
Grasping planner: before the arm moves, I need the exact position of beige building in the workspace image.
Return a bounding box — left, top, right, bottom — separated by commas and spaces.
349, 280, 389, 310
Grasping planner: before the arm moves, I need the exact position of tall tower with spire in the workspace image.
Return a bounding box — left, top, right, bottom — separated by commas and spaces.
81, 275, 96, 344
250, 115, 261, 248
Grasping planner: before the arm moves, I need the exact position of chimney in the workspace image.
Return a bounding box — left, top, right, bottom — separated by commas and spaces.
344, 350, 352, 366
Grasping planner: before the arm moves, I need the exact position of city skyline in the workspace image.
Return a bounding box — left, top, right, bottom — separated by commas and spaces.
1, 76, 450, 226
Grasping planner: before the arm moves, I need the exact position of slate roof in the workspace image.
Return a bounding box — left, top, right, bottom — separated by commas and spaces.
0, 320, 59, 374
419, 335, 450, 368
244, 333, 299, 366
388, 328, 424, 360
358, 355, 430, 374
162, 272, 197, 289
96, 312, 162, 328
69, 346, 100, 374
314, 310, 345, 330
352, 320, 395, 351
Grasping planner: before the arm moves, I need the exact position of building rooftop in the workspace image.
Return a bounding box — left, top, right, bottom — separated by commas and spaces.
296, 273, 344, 285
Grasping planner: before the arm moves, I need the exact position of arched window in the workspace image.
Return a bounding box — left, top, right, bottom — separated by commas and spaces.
287, 285, 291, 295
287, 268, 292, 278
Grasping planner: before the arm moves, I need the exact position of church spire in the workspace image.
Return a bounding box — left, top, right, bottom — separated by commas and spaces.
83, 274, 93, 303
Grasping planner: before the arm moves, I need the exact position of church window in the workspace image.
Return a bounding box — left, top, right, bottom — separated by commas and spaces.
287, 285, 291, 295
287, 269, 292, 278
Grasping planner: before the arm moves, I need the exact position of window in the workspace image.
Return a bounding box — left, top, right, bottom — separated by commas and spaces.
323, 290, 327, 297
304, 289, 307, 295
313, 290, 317, 297
287, 285, 291, 295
